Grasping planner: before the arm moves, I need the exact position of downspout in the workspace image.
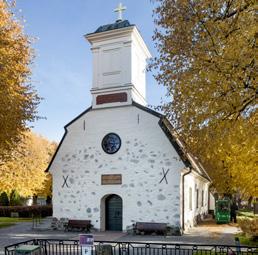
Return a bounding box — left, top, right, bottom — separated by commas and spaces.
182, 167, 192, 233
208, 182, 213, 214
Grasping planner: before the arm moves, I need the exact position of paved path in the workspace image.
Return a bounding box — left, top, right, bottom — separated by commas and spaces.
183, 220, 241, 245
0, 222, 126, 255
0, 219, 241, 254
117, 220, 241, 245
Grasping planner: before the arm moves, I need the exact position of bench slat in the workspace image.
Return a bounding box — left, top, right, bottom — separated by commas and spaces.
66, 219, 91, 232
135, 222, 167, 235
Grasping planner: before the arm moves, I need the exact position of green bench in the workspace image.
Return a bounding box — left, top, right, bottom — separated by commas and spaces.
15, 245, 41, 254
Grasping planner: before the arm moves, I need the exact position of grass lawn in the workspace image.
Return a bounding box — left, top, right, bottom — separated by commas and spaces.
193, 252, 227, 255
237, 209, 257, 219
0, 217, 32, 229
236, 209, 258, 246
235, 233, 258, 246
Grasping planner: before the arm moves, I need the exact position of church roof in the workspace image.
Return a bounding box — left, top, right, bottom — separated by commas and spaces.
93, 20, 134, 34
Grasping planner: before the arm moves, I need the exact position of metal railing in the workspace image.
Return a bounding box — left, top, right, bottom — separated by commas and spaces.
32, 214, 42, 229
5, 239, 258, 255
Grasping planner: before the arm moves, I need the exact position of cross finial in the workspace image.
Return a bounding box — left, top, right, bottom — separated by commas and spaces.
114, 3, 127, 21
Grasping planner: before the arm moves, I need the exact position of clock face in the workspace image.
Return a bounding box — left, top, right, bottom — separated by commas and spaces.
102, 133, 121, 154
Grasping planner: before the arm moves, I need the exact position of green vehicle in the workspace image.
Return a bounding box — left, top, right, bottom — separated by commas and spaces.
215, 199, 230, 224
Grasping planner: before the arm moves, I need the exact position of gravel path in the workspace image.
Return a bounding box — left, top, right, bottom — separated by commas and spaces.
0, 219, 241, 254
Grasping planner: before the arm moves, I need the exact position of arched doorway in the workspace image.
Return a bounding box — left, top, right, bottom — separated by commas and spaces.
105, 194, 122, 231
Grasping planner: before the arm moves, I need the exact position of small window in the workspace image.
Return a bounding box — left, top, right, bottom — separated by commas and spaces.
201, 190, 204, 207
196, 189, 199, 209
189, 187, 192, 210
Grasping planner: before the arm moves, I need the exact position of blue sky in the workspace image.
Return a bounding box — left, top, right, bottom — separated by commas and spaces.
15, 0, 166, 142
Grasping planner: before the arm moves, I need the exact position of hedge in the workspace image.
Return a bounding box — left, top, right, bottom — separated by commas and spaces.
238, 217, 258, 240
0, 205, 52, 218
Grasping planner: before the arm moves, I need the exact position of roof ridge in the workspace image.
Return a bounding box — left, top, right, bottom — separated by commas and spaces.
93, 20, 134, 34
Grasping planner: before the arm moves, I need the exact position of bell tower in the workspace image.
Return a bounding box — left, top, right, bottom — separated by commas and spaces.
85, 4, 151, 109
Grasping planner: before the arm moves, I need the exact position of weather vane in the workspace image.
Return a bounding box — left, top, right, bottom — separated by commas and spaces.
114, 3, 127, 21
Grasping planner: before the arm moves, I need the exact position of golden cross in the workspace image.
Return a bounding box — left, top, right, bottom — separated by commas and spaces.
114, 3, 127, 21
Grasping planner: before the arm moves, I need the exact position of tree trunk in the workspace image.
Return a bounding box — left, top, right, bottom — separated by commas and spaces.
237, 197, 242, 209
247, 196, 253, 210
32, 195, 38, 205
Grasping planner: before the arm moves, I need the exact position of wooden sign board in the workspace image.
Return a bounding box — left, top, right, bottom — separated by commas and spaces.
101, 174, 122, 185
96, 93, 127, 105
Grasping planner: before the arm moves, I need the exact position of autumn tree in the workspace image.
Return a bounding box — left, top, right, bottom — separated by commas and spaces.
151, 0, 257, 197
0, 0, 40, 162
0, 131, 56, 197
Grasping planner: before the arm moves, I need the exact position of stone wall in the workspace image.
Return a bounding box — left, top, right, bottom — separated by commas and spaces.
50, 105, 185, 231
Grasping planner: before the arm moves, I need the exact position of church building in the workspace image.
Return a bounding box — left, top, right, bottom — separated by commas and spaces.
47, 5, 211, 233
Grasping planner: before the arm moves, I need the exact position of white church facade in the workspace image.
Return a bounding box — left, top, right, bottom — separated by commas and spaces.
47, 11, 211, 233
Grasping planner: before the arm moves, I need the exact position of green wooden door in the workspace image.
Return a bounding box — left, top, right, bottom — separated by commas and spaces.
106, 195, 122, 231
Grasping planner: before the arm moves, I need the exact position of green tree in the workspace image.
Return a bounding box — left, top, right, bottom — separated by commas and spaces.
0, 0, 40, 162
9, 190, 21, 206
0, 192, 9, 206
151, 0, 257, 197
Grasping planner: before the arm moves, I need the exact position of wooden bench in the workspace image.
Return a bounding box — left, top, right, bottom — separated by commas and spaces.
65, 220, 91, 232
134, 222, 167, 235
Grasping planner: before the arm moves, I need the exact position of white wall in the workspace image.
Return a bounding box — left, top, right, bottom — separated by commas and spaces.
183, 173, 209, 230
50, 105, 185, 231
209, 192, 215, 211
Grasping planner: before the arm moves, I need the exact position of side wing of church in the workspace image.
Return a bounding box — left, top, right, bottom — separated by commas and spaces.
47, 15, 211, 233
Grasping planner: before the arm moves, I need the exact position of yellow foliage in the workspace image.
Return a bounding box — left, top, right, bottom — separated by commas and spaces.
151, 0, 257, 197
0, 0, 40, 161
0, 131, 56, 197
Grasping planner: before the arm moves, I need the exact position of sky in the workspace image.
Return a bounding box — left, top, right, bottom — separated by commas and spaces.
15, 0, 167, 142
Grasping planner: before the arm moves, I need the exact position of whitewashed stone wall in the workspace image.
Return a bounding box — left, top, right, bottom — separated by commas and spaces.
50, 105, 186, 231
183, 173, 209, 230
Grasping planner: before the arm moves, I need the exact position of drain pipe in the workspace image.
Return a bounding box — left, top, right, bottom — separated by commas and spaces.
182, 167, 192, 233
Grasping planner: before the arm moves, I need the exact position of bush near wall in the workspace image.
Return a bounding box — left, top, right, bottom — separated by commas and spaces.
238, 217, 258, 240
0, 205, 52, 218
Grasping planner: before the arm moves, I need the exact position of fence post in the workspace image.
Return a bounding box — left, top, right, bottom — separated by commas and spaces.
235, 237, 241, 255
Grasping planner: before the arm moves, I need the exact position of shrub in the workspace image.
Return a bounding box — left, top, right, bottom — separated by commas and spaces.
0, 205, 52, 218
0, 192, 9, 206
238, 217, 258, 239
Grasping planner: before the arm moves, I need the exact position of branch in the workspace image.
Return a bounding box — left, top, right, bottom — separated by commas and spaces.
234, 95, 256, 120
188, 1, 219, 56
214, 2, 252, 21
221, 95, 256, 121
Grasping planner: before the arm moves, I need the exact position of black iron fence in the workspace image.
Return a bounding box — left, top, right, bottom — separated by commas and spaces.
4, 239, 258, 255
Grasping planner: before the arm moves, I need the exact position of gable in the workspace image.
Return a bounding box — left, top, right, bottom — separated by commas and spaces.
46, 102, 211, 182
132, 101, 211, 182
45, 106, 92, 172
132, 102, 190, 167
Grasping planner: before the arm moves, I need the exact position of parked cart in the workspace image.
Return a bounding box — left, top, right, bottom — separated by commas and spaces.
215, 199, 230, 223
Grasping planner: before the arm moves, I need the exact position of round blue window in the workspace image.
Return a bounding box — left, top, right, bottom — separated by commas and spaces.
102, 133, 121, 154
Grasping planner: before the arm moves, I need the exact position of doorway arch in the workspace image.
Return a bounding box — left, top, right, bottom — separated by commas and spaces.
101, 194, 122, 231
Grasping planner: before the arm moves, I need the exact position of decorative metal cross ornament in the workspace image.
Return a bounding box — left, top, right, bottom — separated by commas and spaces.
159, 168, 170, 184
62, 175, 70, 188
114, 3, 126, 21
